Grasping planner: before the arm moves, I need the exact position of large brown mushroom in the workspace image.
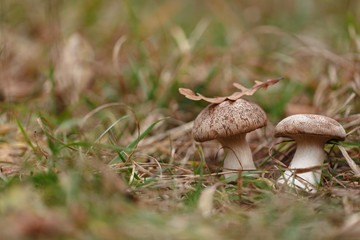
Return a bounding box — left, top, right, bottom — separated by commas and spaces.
192, 98, 267, 177
274, 114, 346, 192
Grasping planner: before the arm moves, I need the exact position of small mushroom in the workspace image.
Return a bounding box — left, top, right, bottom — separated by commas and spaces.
274, 114, 346, 192
192, 98, 267, 177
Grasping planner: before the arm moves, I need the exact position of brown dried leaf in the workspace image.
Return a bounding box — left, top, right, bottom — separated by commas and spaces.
178, 88, 227, 103
233, 77, 282, 93
0, 165, 20, 175
178, 88, 202, 101
0, 142, 28, 164
179, 77, 282, 104
0, 125, 15, 135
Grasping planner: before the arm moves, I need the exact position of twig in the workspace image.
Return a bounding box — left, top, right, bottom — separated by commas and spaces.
338, 145, 360, 177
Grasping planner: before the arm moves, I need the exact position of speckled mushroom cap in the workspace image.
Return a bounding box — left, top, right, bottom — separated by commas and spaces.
192, 99, 267, 142
274, 114, 346, 140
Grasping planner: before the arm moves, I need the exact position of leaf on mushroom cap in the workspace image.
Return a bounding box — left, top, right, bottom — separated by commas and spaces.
179, 77, 282, 104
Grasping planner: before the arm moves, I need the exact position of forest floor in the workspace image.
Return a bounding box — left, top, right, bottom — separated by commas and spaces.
0, 1, 359, 239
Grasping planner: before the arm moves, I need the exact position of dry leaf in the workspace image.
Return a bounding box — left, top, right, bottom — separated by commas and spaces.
179, 77, 282, 104
0, 142, 28, 164
0, 165, 20, 175
0, 125, 15, 135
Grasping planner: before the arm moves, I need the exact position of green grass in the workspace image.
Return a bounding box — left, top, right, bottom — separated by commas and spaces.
0, 0, 360, 239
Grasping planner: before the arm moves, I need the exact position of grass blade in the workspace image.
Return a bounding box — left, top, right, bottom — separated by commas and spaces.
15, 117, 42, 160
85, 115, 128, 154
109, 118, 167, 164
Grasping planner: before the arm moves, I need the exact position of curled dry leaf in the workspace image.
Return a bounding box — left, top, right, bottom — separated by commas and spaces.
179, 77, 282, 104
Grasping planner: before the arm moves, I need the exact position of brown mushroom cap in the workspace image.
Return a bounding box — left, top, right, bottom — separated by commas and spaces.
274, 114, 346, 140
192, 99, 267, 142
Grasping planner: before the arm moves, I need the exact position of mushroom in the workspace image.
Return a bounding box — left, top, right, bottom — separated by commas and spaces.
192, 98, 267, 178
274, 114, 346, 192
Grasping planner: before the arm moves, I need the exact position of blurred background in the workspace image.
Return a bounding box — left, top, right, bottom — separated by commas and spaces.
1, 0, 359, 123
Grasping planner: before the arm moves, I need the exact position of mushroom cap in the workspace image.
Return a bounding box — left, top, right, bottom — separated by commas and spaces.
274, 114, 346, 141
192, 99, 267, 142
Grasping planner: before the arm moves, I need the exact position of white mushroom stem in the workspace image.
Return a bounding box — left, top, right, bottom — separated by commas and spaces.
217, 134, 256, 178
278, 135, 329, 192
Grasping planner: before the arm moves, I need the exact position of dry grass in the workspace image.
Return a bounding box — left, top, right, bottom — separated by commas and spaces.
0, 0, 360, 239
